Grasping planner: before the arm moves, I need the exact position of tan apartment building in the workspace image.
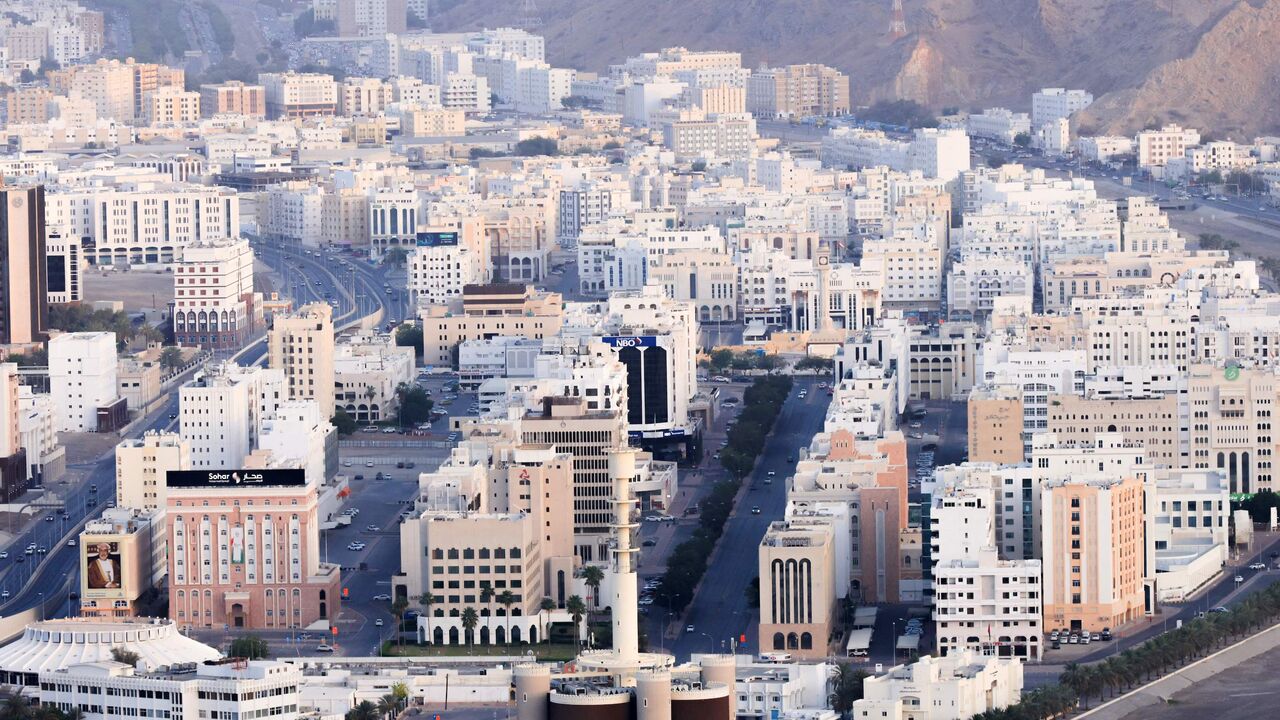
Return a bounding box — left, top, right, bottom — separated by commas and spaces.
115, 431, 191, 512
402, 107, 466, 137
258, 72, 338, 119
759, 520, 836, 660
199, 81, 266, 118
1041, 475, 1147, 633
143, 87, 201, 125
5, 87, 54, 126
1047, 393, 1180, 468
747, 64, 850, 118
968, 384, 1025, 464
1187, 364, 1280, 493
419, 285, 564, 367
268, 303, 335, 420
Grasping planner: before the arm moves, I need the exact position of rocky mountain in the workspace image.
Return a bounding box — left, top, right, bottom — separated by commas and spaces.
428, 0, 1280, 136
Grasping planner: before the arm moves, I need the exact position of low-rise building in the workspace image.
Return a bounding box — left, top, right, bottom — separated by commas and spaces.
851, 651, 1023, 720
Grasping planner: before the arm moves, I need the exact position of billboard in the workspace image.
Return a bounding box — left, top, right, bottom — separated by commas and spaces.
82, 538, 129, 601
600, 335, 657, 348
166, 469, 306, 489
415, 231, 459, 247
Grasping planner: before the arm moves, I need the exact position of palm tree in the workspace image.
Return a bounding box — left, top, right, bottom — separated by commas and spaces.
498, 590, 517, 645
345, 701, 379, 720
417, 592, 437, 644
480, 585, 495, 644
539, 597, 556, 644
461, 607, 480, 646
581, 565, 605, 609
4, 696, 32, 720
376, 694, 397, 720
566, 595, 587, 649
391, 597, 409, 650
390, 681, 409, 712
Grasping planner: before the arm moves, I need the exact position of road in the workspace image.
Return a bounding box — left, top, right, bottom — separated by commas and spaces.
664, 377, 829, 660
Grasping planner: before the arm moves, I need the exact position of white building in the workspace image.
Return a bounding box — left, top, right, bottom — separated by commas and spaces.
408, 240, 485, 306
44, 183, 240, 267
116, 431, 191, 512
179, 363, 283, 469
258, 400, 336, 487
1030, 88, 1093, 130
929, 481, 1043, 661
822, 127, 971, 182
947, 254, 1033, 322
967, 108, 1031, 144
172, 237, 261, 350
39, 659, 302, 720
48, 332, 118, 432
852, 651, 1023, 720
333, 334, 416, 423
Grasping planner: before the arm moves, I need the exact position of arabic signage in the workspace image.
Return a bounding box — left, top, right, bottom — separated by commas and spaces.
166, 469, 307, 488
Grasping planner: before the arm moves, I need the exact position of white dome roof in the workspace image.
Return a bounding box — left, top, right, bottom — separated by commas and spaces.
0, 618, 222, 677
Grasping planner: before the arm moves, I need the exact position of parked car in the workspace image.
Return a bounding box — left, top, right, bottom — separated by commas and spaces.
1101, 628, 1112, 641
1250, 562, 1267, 570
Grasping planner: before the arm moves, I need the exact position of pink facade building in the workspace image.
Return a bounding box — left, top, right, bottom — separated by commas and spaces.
166, 470, 341, 630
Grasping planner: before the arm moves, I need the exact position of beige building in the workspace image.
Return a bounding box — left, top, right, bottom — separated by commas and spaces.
268, 303, 335, 421
79, 508, 165, 618
1041, 474, 1147, 633
321, 187, 369, 248
1137, 125, 1201, 169
1047, 393, 1180, 468
1187, 364, 1280, 493
118, 354, 164, 414
199, 81, 266, 118
691, 85, 746, 115
258, 72, 338, 119
6, 87, 54, 125
402, 107, 466, 137
967, 384, 1025, 464
419, 285, 564, 367
758, 520, 836, 660
338, 76, 393, 117
143, 87, 201, 125
746, 64, 850, 118
393, 445, 577, 644
116, 431, 191, 512
907, 323, 980, 400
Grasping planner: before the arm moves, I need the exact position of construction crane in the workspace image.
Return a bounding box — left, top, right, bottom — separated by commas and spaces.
889, 0, 907, 39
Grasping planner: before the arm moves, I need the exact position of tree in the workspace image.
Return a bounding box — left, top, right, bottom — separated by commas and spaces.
745, 576, 760, 609
691, 160, 707, 172
331, 408, 357, 435
391, 597, 409, 649
794, 356, 834, 372
461, 606, 480, 646
394, 323, 423, 358
418, 592, 437, 644
498, 590, 517, 644
376, 694, 397, 720
480, 585, 496, 642
581, 565, 605, 608
395, 383, 433, 427
345, 700, 379, 720
228, 635, 270, 659
382, 247, 409, 267
159, 345, 184, 371
708, 348, 734, 370
832, 663, 869, 713
514, 137, 558, 157
566, 595, 587, 648
987, 153, 1007, 168
1013, 132, 1032, 148
539, 597, 556, 644
110, 646, 141, 666
390, 682, 409, 709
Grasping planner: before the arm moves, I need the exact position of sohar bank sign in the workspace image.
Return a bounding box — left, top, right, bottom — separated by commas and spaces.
601, 335, 657, 349
166, 469, 306, 488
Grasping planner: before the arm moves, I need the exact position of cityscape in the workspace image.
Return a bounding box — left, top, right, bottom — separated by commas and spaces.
1, 1, 1280, 720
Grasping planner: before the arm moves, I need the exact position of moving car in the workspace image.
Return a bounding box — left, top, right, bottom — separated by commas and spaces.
315, 644, 334, 653
751, 506, 761, 515
375, 618, 384, 627
1250, 562, 1267, 570
372, 594, 392, 601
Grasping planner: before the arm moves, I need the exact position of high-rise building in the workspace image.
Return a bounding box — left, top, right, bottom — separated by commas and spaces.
758, 520, 836, 660
172, 238, 261, 350
0, 185, 48, 347
746, 64, 851, 118
179, 363, 283, 469
0, 362, 28, 503
258, 72, 338, 119
167, 464, 341, 630
116, 431, 191, 512
48, 332, 120, 433
199, 81, 267, 118
269, 303, 335, 421
1041, 473, 1148, 633
336, 0, 407, 37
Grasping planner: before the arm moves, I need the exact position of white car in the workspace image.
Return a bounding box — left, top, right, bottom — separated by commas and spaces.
375, 618, 384, 627
644, 515, 665, 522
315, 644, 334, 653
372, 593, 392, 601
0, 551, 7, 559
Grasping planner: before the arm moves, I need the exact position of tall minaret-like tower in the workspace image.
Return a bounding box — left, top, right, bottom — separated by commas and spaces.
608, 449, 640, 663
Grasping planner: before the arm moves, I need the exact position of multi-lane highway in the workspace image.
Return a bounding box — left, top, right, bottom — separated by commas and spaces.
661, 378, 828, 660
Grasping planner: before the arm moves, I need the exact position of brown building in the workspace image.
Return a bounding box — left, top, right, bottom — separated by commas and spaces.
746, 64, 851, 118
1047, 392, 1180, 468
968, 384, 1025, 464
76, 10, 106, 53
419, 284, 564, 367
5, 87, 54, 126
199, 81, 267, 118
0, 186, 48, 347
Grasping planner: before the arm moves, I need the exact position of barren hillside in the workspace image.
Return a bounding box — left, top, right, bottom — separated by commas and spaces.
429, 0, 1280, 136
